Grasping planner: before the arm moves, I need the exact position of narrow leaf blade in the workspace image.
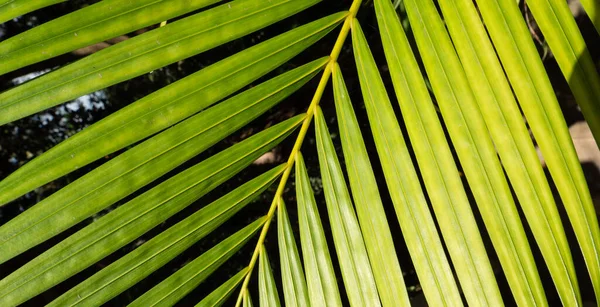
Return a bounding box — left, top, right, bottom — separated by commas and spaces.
0, 0, 220, 74
0, 0, 321, 125
277, 198, 310, 307
259, 246, 281, 307
295, 153, 342, 307
0, 117, 300, 306
195, 267, 249, 307
331, 61, 409, 306
476, 0, 599, 303
350, 15, 461, 305
314, 107, 380, 307
0, 12, 344, 206
0, 58, 325, 264
131, 218, 265, 307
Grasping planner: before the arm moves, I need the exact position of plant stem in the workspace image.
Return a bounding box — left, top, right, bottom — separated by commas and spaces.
234, 1, 362, 305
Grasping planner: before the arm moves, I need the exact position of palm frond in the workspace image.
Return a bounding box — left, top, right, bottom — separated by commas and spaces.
1, 0, 599, 305
0, 0, 64, 23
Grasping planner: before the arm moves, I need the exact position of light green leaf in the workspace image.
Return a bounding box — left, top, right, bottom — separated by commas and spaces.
196, 267, 249, 307
476, 0, 599, 303
131, 218, 265, 307
0, 0, 64, 23
402, 0, 521, 303
0, 117, 300, 306
579, 0, 600, 34
277, 198, 310, 307
438, 0, 577, 304
0, 58, 324, 264
0, 0, 220, 74
243, 290, 254, 307
0, 12, 344, 206
259, 246, 281, 307
314, 107, 380, 307
527, 0, 600, 146
295, 153, 341, 307
0, 0, 321, 125
350, 15, 461, 305
331, 59, 409, 307
373, 0, 483, 304
522, 0, 600, 298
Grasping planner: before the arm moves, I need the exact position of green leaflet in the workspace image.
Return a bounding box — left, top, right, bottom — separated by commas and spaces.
0, 12, 343, 206
0, 118, 300, 306
0, 59, 324, 264
527, 0, 600, 146
331, 60, 409, 306
0, 0, 64, 23
439, 0, 576, 304
277, 198, 310, 307
0, 0, 221, 74
373, 0, 481, 304
351, 14, 461, 306
196, 267, 249, 307
295, 153, 341, 307
243, 291, 255, 307
314, 107, 380, 307
476, 0, 599, 303
0, 0, 321, 125
259, 246, 281, 307
130, 218, 266, 307
579, 0, 600, 34
403, 0, 517, 303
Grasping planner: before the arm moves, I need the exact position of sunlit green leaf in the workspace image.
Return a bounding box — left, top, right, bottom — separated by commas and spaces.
350, 13, 461, 305
0, 59, 323, 264
527, 0, 600, 146
0, 118, 299, 306
131, 218, 265, 307
314, 107, 380, 307
196, 268, 249, 307
243, 290, 255, 307
277, 198, 309, 307
522, 1, 600, 298
331, 58, 409, 306
0, 0, 222, 74
0, 0, 322, 125
0, 12, 344, 206
436, 0, 577, 304
259, 246, 281, 307
295, 153, 341, 306
0, 0, 64, 23
476, 0, 599, 303
401, 0, 509, 303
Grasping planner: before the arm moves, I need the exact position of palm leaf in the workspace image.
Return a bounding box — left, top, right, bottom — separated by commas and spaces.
0, 0, 220, 74
0, 118, 298, 306
526, 0, 600, 146
476, 0, 600, 303
295, 153, 341, 306
129, 219, 265, 307
0, 0, 320, 125
314, 107, 380, 307
196, 267, 249, 307
331, 60, 410, 306
277, 198, 310, 307
0, 59, 322, 263
1, 0, 599, 305
258, 246, 281, 307
0, 12, 344, 206
351, 14, 461, 305
0, 0, 64, 23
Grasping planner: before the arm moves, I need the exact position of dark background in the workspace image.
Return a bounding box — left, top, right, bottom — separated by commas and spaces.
1, 0, 599, 305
